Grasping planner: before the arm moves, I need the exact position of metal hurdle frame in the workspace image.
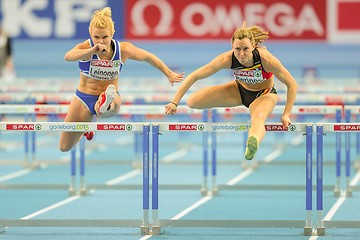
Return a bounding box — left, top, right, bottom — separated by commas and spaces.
209, 105, 342, 196
151, 122, 314, 236
0, 104, 204, 168
0, 104, 207, 196
315, 123, 360, 236
0, 121, 150, 234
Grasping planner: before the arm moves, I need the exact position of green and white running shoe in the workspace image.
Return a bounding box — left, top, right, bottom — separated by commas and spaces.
244, 135, 259, 160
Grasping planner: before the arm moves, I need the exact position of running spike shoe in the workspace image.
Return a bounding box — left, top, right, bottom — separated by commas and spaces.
99, 84, 116, 114
244, 135, 259, 160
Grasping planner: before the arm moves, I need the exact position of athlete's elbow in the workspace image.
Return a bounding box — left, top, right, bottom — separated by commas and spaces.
290, 81, 298, 93
64, 52, 77, 62
64, 54, 71, 62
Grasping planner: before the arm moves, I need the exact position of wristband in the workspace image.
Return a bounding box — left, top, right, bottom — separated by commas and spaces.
170, 102, 178, 107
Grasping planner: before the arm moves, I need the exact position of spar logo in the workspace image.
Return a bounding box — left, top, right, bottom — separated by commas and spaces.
224, 107, 248, 113
168, 124, 203, 131
97, 124, 133, 131
34, 107, 59, 113
238, 70, 254, 77
299, 107, 322, 113
6, 124, 35, 131
265, 124, 296, 131
91, 60, 120, 68
334, 125, 360, 131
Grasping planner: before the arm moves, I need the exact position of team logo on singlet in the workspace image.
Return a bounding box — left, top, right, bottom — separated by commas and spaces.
89, 60, 121, 80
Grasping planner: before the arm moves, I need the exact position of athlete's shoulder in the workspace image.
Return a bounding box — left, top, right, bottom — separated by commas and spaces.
118, 41, 136, 52
256, 47, 273, 64
215, 50, 233, 62
77, 39, 91, 49
209, 50, 232, 69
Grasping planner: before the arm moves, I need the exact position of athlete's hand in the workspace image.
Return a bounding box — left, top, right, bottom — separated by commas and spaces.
165, 102, 178, 114
167, 71, 185, 86
281, 114, 292, 128
93, 44, 107, 54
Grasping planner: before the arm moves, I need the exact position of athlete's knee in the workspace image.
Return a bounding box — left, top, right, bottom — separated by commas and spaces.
59, 143, 73, 152
251, 111, 267, 122
186, 95, 199, 109
59, 139, 75, 152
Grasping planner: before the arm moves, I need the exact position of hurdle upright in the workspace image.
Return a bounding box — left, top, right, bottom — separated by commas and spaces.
315, 123, 360, 236
344, 106, 360, 171
151, 122, 314, 236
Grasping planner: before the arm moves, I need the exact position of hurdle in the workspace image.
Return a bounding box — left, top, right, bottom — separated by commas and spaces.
315, 123, 360, 236
0, 104, 204, 168
151, 122, 314, 236
209, 105, 342, 196
0, 104, 206, 198
0, 121, 150, 234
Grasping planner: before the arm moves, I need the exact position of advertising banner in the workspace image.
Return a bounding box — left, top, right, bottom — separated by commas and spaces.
327, 0, 360, 43
0, 0, 359, 43
125, 0, 327, 40
0, 0, 124, 39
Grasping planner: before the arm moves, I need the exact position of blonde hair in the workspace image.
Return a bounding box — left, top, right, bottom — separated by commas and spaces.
231, 22, 269, 46
89, 7, 115, 35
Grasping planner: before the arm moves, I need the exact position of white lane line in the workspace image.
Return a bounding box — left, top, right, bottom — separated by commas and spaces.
162, 148, 189, 163
323, 192, 347, 221
350, 171, 360, 187
138, 165, 249, 239
21, 196, 80, 219
308, 193, 347, 240
59, 135, 133, 162
115, 134, 133, 145
263, 147, 284, 163
60, 147, 95, 162
308, 156, 357, 240
0, 143, 18, 151
309, 235, 318, 240
139, 235, 152, 240
226, 169, 253, 186
19, 167, 140, 221
106, 169, 142, 185
291, 134, 304, 146
171, 196, 213, 220
0, 169, 32, 182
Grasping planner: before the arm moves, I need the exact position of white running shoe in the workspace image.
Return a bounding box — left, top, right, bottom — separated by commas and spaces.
244, 135, 259, 160
99, 84, 116, 114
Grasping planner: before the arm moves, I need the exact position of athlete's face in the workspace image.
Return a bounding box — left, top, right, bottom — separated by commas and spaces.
232, 38, 254, 66
90, 26, 113, 47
